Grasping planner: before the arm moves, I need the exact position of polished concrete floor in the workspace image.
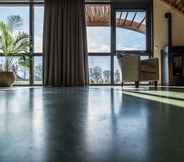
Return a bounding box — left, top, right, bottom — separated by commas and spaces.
0, 87, 184, 162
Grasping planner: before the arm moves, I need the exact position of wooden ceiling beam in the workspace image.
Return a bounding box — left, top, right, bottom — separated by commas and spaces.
123, 12, 128, 25
137, 17, 145, 28
86, 18, 146, 34
118, 12, 123, 25
130, 12, 137, 26
85, 6, 146, 34
161, 0, 184, 14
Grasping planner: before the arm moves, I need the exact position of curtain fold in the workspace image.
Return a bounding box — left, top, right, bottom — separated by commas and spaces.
43, 0, 89, 86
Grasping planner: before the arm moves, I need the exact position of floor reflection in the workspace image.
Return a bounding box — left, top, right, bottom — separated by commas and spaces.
32, 88, 47, 162
0, 88, 46, 161
85, 88, 149, 161
0, 87, 184, 162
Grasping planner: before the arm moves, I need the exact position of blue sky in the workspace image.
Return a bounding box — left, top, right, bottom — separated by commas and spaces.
87, 27, 146, 52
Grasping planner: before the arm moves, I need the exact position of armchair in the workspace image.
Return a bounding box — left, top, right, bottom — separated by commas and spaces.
118, 54, 159, 88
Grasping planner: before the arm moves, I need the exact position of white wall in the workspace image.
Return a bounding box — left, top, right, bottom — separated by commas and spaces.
153, 0, 184, 82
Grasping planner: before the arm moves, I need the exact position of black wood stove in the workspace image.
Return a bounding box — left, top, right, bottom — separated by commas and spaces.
161, 13, 184, 86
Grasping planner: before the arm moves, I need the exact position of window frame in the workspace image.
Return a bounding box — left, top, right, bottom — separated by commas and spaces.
0, 1, 44, 85
0, 1, 152, 86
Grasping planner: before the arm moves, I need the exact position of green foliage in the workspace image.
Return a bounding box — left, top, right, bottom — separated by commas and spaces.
0, 15, 31, 72
18, 56, 30, 69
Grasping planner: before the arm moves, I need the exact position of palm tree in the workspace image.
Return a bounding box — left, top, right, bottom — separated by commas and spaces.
0, 15, 30, 74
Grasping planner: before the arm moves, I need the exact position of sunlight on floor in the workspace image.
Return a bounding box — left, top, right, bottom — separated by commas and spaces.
130, 90, 184, 100
122, 91, 184, 108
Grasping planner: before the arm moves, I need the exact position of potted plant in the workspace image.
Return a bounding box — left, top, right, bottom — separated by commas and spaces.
0, 15, 30, 87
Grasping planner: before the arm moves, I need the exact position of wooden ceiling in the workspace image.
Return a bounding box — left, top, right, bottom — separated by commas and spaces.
162, 0, 184, 14
85, 5, 146, 34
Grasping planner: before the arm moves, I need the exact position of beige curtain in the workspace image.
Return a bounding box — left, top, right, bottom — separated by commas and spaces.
43, 0, 89, 86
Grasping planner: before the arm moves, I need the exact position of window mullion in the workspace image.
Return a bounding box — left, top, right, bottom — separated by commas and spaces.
29, 2, 34, 85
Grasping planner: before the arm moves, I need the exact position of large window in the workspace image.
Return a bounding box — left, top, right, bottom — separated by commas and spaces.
0, 2, 44, 85
0, 2, 151, 86
86, 4, 150, 85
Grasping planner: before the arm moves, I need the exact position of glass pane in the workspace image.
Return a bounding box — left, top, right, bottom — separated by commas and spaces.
116, 11, 146, 51
34, 5, 44, 53
34, 56, 43, 84
0, 56, 30, 85
0, 5, 30, 53
87, 27, 110, 53
86, 5, 111, 53
89, 56, 111, 84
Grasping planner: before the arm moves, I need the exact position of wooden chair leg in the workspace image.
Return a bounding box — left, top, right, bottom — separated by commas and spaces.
135, 81, 139, 88
121, 82, 124, 87
154, 81, 158, 88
